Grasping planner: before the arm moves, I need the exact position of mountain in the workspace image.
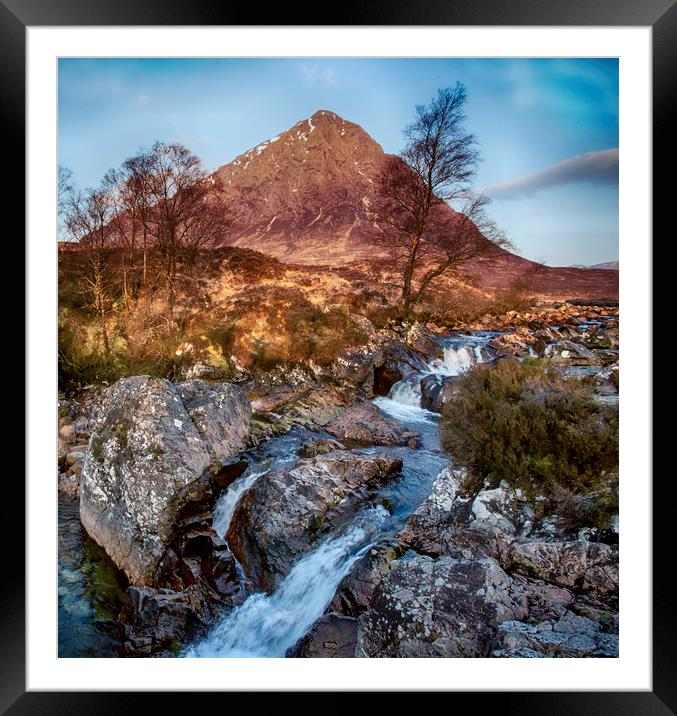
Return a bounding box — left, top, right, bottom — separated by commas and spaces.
210, 110, 618, 299
212, 110, 386, 264
571, 261, 619, 271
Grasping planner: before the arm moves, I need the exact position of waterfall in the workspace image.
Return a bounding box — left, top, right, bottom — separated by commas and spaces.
428, 344, 483, 376
184, 506, 389, 658
387, 377, 422, 407
212, 470, 269, 538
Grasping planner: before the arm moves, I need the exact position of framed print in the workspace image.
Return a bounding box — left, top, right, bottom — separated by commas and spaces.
7, 0, 671, 711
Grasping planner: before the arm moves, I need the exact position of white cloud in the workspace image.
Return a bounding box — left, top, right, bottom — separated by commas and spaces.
136, 94, 151, 105
299, 64, 337, 87
484, 148, 619, 200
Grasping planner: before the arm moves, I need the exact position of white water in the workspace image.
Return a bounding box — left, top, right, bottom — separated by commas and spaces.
184, 506, 389, 657
387, 377, 423, 407
428, 344, 484, 376
373, 396, 437, 424
212, 470, 269, 538
377, 341, 488, 418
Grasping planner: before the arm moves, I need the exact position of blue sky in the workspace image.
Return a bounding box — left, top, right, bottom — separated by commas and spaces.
58, 58, 618, 266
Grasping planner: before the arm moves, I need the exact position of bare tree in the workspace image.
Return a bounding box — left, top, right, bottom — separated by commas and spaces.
375, 83, 509, 313
135, 142, 233, 320
64, 185, 116, 355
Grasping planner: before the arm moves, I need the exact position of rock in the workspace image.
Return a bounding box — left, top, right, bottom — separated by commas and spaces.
80, 376, 250, 586
419, 374, 461, 413
119, 585, 216, 656
59, 423, 76, 439
65, 448, 87, 466
403, 322, 444, 358
488, 333, 532, 357
175, 380, 251, 464
358, 554, 527, 657
227, 451, 403, 593
469, 481, 534, 537
330, 539, 407, 615
332, 343, 384, 393
286, 613, 359, 657
542, 340, 600, 366
493, 612, 618, 657
509, 540, 588, 590
333, 338, 429, 396
325, 402, 419, 448
298, 438, 346, 458
58, 471, 80, 499
509, 540, 618, 606
183, 361, 232, 382
398, 466, 472, 556
516, 580, 575, 622
373, 363, 403, 396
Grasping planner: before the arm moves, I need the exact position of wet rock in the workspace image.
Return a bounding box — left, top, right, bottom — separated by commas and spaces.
333, 338, 429, 395
58, 471, 80, 500
419, 374, 461, 413
358, 554, 527, 657
330, 539, 407, 616
286, 613, 359, 657
227, 451, 403, 593
332, 343, 384, 393
299, 438, 346, 458
119, 585, 218, 656
325, 402, 420, 448
80, 376, 250, 586
398, 466, 472, 556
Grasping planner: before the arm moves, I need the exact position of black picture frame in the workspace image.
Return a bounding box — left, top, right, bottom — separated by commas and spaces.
6, 0, 669, 712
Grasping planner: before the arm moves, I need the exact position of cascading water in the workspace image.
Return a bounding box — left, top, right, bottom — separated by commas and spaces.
184, 506, 389, 657
376, 336, 490, 419
429, 343, 485, 376
184, 331, 494, 659
213, 469, 269, 538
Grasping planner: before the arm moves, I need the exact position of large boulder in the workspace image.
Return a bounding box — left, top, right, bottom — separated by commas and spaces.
325, 402, 420, 448
175, 380, 250, 463
358, 554, 527, 657
227, 451, 403, 593
80, 376, 250, 586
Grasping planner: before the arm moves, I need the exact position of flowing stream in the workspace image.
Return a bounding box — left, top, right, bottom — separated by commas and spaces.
185, 332, 492, 658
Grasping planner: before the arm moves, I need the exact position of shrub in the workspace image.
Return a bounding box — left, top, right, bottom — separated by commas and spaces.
440, 359, 618, 509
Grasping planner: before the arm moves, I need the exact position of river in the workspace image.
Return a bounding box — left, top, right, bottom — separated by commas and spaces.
183, 331, 493, 657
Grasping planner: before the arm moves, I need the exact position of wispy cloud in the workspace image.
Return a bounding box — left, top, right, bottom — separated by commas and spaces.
484, 148, 618, 200
299, 64, 337, 86
136, 94, 151, 105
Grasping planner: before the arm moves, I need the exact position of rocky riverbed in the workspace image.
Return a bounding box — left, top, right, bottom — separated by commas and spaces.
58, 301, 619, 658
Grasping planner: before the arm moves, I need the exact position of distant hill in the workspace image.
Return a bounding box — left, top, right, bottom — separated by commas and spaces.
570, 261, 619, 270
